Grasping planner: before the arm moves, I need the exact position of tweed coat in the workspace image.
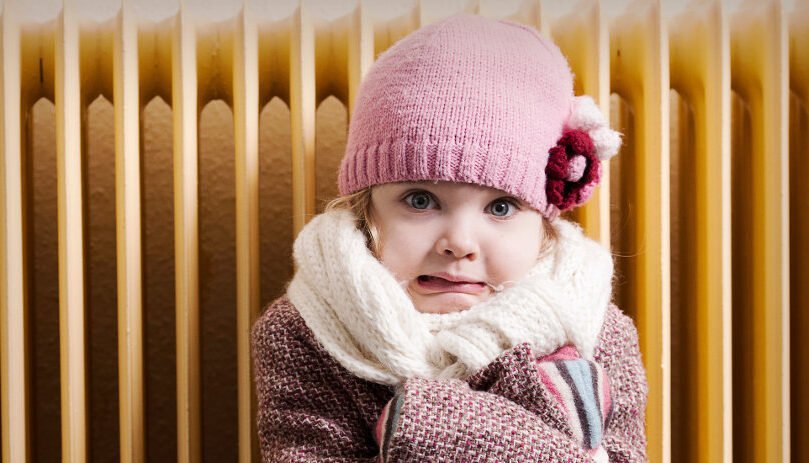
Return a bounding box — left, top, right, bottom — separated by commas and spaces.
251, 297, 648, 462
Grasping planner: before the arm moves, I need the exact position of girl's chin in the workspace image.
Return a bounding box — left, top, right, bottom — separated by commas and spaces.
411, 292, 488, 314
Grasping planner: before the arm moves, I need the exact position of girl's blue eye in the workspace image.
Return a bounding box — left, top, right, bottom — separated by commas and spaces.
489, 199, 516, 217
405, 191, 435, 210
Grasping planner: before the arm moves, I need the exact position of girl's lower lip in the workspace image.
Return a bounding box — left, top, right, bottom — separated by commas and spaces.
415, 276, 487, 294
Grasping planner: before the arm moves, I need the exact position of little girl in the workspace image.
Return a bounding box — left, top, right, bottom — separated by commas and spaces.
252, 13, 647, 462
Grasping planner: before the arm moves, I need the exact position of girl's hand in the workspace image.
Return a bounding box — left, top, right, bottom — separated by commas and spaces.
536, 345, 613, 452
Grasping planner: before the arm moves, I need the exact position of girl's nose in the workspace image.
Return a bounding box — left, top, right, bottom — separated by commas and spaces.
435, 226, 479, 260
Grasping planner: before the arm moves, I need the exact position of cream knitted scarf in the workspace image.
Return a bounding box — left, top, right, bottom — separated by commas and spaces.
287, 209, 614, 386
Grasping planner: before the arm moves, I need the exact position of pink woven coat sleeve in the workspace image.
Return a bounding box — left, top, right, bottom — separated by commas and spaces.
251, 299, 384, 462
380, 375, 612, 461
376, 304, 647, 462
594, 305, 648, 461
462, 304, 648, 462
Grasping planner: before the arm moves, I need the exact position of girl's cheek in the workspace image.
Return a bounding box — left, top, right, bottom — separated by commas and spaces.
388, 214, 440, 235
378, 223, 420, 255
496, 221, 543, 258
384, 226, 426, 252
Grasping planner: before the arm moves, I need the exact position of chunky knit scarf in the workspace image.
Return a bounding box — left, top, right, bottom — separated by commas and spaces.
287, 209, 614, 386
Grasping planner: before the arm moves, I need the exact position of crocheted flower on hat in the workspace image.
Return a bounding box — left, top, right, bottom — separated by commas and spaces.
546, 130, 600, 211
545, 96, 621, 212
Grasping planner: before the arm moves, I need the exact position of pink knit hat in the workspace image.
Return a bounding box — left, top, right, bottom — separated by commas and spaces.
338, 13, 620, 219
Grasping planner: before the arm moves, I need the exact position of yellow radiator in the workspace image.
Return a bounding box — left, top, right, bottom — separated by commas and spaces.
0, 0, 806, 462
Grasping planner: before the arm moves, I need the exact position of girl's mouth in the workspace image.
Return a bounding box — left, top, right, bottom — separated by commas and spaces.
415, 274, 487, 294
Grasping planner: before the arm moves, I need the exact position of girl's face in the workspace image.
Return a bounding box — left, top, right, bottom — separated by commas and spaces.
370, 182, 544, 314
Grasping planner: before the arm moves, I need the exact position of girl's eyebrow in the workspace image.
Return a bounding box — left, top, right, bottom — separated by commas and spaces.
397, 184, 433, 192
502, 194, 527, 205
400, 183, 439, 193
395, 183, 525, 204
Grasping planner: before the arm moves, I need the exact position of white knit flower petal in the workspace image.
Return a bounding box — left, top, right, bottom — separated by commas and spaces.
567, 95, 622, 161
568, 95, 605, 131
590, 126, 622, 161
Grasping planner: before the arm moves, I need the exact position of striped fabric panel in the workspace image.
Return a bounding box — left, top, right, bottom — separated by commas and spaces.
374, 402, 390, 446
536, 361, 585, 444
537, 358, 610, 450
597, 361, 613, 427
557, 361, 596, 448
541, 344, 580, 361
586, 361, 604, 446
375, 392, 405, 462
590, 445, 610, 463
